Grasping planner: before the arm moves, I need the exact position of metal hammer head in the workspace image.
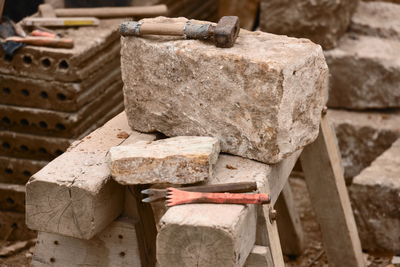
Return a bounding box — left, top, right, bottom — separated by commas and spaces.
214, 16, 240, 48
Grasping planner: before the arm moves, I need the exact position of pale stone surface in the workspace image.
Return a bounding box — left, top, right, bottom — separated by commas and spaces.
351, 1, 400, 40
245, 246, 273, 266
26, 112, 156, 239
259, 0, 359, 49
330, 109, 400, 182
121, 17, 328, 164
32, 218, 141, 267
325, 34, 400, 109
110, 136, 220, 185
350, 138, 400, 253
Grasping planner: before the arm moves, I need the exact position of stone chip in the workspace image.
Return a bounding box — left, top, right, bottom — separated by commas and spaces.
109, 136, 220, 185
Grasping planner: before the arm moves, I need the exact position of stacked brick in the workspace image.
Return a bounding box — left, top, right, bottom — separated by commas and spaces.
0, 18, 125, 240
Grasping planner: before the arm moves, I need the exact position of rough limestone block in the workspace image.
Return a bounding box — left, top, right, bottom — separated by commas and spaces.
26, 112, 156, 239
157, 154, 271, 267
110, 136, 220, 185
32, 218, 141, 267
330, 109, 400, 182
350, 139, 400, 253
259, 0, 359, 49
0, 183, 25, 213
0, 211, 36, 241
325, 34, 400, 109
121, 17, 328, 164
351, 1, 400, 40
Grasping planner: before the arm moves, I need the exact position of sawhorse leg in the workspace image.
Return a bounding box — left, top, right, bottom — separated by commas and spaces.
300, 113, 365, 267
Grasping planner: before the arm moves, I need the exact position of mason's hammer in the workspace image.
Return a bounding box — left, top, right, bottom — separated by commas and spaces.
120, 16, 240, 48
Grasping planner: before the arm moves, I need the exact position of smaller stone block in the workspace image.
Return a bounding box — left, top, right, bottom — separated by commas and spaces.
109, 136, 220, 185
351, 1, 400, 40
325, 34, 400, 109
330, 109, 400, 182
259, 0, 359, 49
350, 138, 400, 253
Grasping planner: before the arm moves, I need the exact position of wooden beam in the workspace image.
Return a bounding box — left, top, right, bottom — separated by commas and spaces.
300, 114, 365, 267
26, 112, 156, 239
32, 218, 141, 267
276, 182, 305, 256
156, 154, 265, 267
0, 0, 5, 18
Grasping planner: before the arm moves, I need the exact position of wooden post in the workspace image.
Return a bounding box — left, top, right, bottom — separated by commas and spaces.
276, 182, 305, 257
300, 114, 365, 267
126, 185, 157, 267
0, 0, 5, 18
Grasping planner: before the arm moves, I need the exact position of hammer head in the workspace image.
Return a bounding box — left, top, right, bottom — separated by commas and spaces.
214, 16, 240, 48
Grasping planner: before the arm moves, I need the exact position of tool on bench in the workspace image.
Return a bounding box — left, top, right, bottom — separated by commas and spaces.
6, 36, 73, 48
21, 17, 100, 27
166, 188, 270, 207
38, 4, 168, 19
141, 182, 260, 203
120, 16, 240, 48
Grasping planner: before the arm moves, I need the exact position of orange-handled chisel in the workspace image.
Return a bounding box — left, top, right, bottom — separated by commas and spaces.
166, 187, 270, 207
6, 36, 74, 48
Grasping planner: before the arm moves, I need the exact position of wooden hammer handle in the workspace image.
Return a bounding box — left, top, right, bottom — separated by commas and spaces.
6, 36, 74, 48
55, 5, 168, 18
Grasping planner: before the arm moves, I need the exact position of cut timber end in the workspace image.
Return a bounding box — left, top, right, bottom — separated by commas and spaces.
157, 204, 257, 267
26, 112, 156, 239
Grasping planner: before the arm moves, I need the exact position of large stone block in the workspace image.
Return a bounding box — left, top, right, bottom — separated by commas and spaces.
351, 1, 400, 40
121, 17, 328, 164
350, 138, 400, 253
330, 109, 400, 182
110, 136, 220, 185
325, 34, 400, 109
259, 0, 359, 49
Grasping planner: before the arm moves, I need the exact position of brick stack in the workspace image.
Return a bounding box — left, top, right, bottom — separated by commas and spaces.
0, 18, 125, 240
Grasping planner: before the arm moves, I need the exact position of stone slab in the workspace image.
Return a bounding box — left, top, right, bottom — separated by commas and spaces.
0, 156, 47, 184
122, 17, 328, 164
32, 218, 141, 267
351, 1, 400, 40
110, 136, 220, 185
325, 34, 400, 109
26, 112, 156, 239
350, 138, 400, 253
330, 109, 400, 182
0, 58, 121, 112
0, 19, 121, 82
244, 245, 273, 266
0, 78, 123, 138
0, 183, 25, 213
259, 0, 359, 49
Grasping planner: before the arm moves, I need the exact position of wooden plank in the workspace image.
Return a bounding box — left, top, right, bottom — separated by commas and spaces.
0, 0, 4, 17
26, 112, 156, 239
32, 218, 141, 267
300, 114, 365, 267
276, 182, 305, 256
245, 245, 273, 266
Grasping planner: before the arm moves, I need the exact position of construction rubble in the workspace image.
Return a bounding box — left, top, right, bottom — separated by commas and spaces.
0, 0, 399, 266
